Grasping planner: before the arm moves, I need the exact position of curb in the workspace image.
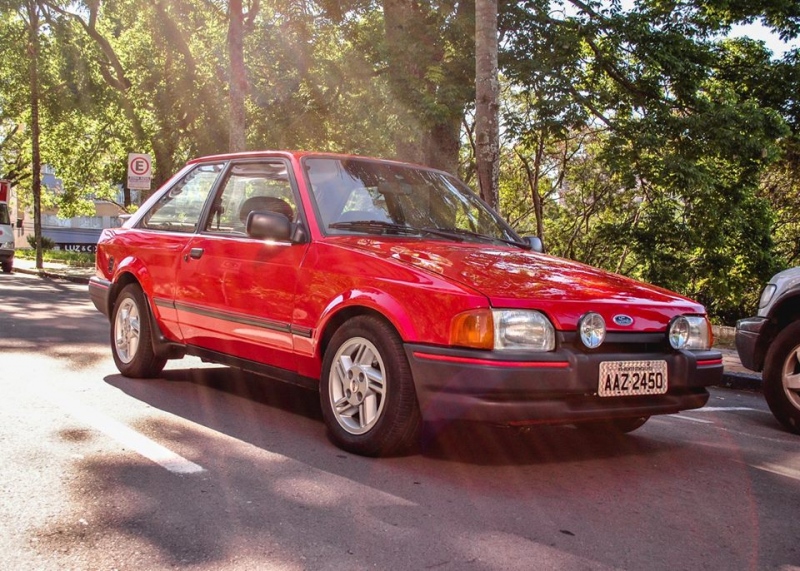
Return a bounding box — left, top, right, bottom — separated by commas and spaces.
719, 371, 762, 392
12, 266, 92, 285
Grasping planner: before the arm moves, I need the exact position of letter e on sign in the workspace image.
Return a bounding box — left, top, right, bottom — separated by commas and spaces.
127, 153, 152, 190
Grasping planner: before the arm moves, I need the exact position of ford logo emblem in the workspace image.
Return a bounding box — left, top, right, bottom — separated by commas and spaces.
613, 315, 634, 327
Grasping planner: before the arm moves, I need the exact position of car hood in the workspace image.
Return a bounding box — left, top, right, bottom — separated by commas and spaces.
336, 238, 705, 331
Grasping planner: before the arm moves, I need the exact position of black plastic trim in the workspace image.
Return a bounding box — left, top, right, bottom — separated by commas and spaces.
184, 345, 318, 391
88, 276, 112, 317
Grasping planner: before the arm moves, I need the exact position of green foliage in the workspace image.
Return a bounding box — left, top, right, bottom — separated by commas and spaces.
16, 246, 94, 267
0, 0, 798, 324
25, 233, 55, 250
497, 0, 799, 323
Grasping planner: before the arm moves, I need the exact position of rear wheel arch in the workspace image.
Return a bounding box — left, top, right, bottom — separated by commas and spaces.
109, 273, 184, 361
110, 282, 167, 378
108, 272, 141, 316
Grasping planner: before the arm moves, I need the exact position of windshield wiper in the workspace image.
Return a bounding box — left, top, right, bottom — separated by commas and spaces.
328, 220, 423, 235
329, 220, 467, 242
422, 227, 531, 249
328, 220, 527, 248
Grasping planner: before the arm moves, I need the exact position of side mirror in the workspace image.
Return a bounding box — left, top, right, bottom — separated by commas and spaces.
524, 236, 543, 252
247, 211, 306, 243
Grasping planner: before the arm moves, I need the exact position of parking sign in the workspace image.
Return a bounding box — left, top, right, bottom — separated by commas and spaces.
127, 153, 152, 190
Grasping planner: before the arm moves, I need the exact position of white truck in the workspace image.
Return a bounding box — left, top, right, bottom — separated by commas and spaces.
0, 181, 13, 273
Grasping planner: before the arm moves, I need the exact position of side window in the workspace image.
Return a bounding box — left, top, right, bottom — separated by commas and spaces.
205, 161, 297, 235
140, 163, 224, 232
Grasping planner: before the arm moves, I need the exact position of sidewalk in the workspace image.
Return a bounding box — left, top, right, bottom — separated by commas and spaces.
10, 256, 762, 391
12, 256, 96, 284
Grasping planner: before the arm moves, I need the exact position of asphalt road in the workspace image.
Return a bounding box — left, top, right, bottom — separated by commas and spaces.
1, 272, 799, 571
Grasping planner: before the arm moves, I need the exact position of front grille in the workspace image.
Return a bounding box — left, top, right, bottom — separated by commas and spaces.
558, 331, 670, 355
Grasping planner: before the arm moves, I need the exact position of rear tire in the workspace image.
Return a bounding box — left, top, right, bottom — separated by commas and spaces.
763, 320, 800, 435
320, 315, 422, 456
111, 284, 167, 378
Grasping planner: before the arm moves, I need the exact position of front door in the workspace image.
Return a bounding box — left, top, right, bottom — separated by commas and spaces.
173, 159, 308, 372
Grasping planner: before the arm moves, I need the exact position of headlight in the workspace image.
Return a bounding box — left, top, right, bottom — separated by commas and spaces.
450, 309, 555, 352
0, 241, 13, 250
759, 284, 776, 309
668, 315, 712, 350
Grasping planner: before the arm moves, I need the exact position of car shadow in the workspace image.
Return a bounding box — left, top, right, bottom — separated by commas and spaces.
104, 364, 678, 468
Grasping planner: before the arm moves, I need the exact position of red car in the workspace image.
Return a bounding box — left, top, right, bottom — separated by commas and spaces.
89, 151, 723, 456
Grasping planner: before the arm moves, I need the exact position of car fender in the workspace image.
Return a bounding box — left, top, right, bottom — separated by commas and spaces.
108, 256, 172, 327
109, 256, 185, 351
314, 287, 418, 347
111, 256, 155, 298
292, 288, 421, 381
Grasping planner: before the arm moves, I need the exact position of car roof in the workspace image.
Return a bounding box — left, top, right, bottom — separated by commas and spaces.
185, 150, 441, 173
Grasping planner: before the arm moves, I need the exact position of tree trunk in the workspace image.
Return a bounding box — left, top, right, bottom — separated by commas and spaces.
228, 0, 247, 152
26, 1, 43, 269
517, 140, 546, 251
475, 0, 499, 208
425, 119, 461, 174
383, 0, 466, 176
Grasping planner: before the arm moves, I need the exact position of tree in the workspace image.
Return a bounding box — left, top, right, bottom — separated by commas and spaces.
475, 0, 499, 207
319, 0, 474, 172
227, 0, 259, 151
497, 0, 793, 321
0, 13, 32, 191
19, 0, 44, 269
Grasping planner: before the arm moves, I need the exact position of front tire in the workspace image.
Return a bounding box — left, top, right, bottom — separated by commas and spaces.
320, 315, 422, 457
111, 284, 167, 378
1, 260, 11, 273
763, 320, 800, 435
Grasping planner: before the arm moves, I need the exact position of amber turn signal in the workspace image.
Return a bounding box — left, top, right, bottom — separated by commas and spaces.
450, 309, 494, 350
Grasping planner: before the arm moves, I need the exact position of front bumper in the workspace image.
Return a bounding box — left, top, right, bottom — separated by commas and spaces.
734, 316, 770, 372
0, 247, 13, 262
405, 344, 722, 424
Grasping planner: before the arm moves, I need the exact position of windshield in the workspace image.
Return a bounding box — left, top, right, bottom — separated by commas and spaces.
0, 203, 9, 226
303, 157, 522, 245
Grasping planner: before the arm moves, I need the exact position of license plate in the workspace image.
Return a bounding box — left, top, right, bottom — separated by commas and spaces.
598, 360, 668, 397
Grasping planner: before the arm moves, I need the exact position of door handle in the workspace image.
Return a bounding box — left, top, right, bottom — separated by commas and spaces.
185, 248, 204, 261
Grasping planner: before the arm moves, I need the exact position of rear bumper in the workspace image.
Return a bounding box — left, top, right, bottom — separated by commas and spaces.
405, 345, 721, 424
88, 276, 112, 318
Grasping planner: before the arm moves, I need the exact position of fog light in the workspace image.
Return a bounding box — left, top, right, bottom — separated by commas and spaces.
579, 312, 605, 349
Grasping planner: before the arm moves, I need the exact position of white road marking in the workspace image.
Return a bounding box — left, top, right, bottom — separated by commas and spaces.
669, 406, 767, 425
753, 463, 800, 482
38, 389, 205, 475
669, 414, 715, 424
693, 406, 765, 413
